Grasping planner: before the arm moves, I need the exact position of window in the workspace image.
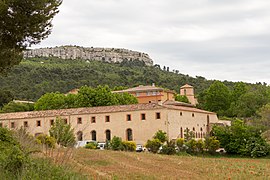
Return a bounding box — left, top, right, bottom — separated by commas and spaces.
156, 112, 161, 119
193, 127, 195, 131
200, 127, 203, 131
136, 92, 140, 97
24, 121, 28, 128
207, 115, 210, 121
91, 116, 96, 123
153, 91, 157, 95
192, 113, 194, 117
63, 118, 68, 124
36, 120, 41, 127
141, 113, 146, 120
105, 130, 111, 141
91, 130, 97, 141
105, 116, 110, 122
50, 119, 54, 126
180, 127, 183, 138
77, 131, 83, 141
126, 128, 133, 141
0, 122, 3, 127
126, 114, 131, 121
77, 117, 82, 124
11, 122, 15, 128
180, 112, 183, 116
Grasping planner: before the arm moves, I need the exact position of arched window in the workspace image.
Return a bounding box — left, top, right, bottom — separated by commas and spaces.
180, 127, 183, 138
91, 130, 97, 141
77, 131, 83, 141
126, 128, 133, 141
105, 130, 111, 141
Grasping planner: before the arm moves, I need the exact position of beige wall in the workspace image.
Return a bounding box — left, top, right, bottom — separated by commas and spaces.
0, 107, 219, 145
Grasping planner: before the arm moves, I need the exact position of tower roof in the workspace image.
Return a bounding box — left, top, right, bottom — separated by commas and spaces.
180, 84, 193, 89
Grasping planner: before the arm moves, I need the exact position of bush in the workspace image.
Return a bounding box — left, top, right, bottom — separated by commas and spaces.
176, 138, 185, 152
36, 134, 56, 148
204, 136, 220, 154
160, 140, 176, 155
122, 141, 136, 151
110, 136, 123, 151
85, 142, 98, 149
145, 139, 162, 153
185, 139, 197, 154
153, 130, 167, 143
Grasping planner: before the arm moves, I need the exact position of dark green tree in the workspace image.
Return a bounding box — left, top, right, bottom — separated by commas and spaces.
34, 92, 67, 110
1, 101, 34, 113
201, 81, 231, 116
174, 94, 190, 103
0, 90, 13, 108
0, 0, 62, 72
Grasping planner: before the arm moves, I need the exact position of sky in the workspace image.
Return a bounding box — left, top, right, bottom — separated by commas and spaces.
34, 0, 270, 84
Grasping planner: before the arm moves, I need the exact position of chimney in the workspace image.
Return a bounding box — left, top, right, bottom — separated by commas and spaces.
152, 83, 155, 87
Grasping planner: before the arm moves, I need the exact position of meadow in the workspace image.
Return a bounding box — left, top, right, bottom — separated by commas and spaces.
71, 149, 270, 179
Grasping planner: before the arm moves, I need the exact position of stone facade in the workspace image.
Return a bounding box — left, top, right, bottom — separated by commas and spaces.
0, 103, 221, 144
23, 46, 153, 66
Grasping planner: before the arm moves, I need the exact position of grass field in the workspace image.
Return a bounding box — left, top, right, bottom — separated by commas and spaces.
70, 149, 270, 179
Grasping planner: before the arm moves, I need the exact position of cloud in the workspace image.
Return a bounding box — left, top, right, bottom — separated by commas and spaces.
34, 0, 270, 84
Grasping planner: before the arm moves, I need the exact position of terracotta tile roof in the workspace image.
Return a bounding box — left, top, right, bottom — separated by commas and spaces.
163, 100, 194, 107
163, 104, 216, 114
0, 103, 163, 120
180, 84, 193, 88
113, 85, 163, 93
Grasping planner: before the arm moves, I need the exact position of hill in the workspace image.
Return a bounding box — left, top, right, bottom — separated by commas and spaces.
0, 57, 236, 101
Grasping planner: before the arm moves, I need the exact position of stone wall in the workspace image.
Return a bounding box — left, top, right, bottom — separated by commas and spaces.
23, 45, 153, 66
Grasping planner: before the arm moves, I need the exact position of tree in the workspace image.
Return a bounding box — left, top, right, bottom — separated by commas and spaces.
153, 130, 167, 143
0, 90, 13, 108
212, 120, 270, 157
34, 92, 67, 110
0, 0, 62, 72
49, 117, 76, 147
1, 101, 34, 113
201, 81, 231, 116
175, 94, 190, 103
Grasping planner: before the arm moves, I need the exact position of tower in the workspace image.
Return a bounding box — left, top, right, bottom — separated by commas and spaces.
180, 84, 197, 105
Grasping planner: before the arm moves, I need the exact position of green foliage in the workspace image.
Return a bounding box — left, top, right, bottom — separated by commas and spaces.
176, 138, 185, 152
212, 120, 270, 157
153, 130, 168, 143
199, 81, 231, 116
49, 117, 76, 147
110, 136, 123, 151
145, 139, 162, 154
36, 134, 56, 148
122, 141, 136, 152
204, 136, 220, 154
160, 140, 176, 155
34, 92, 67, 110
175, 94, 190, 103
0, 90, 13, 108
0, 101, 34, 113
34, 85, 138, 111
185, 139, 197, 154
85, 142, 98, 149
184, 129, 195, 142
0, 0, 62, 72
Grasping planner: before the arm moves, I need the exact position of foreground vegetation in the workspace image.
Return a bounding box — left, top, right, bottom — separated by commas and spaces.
73, 148, 270, 179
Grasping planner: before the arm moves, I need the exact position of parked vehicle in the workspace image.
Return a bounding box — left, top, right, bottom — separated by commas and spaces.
136, 144, 144, 152
97, 142, 106, 150
75, 140, 97, 148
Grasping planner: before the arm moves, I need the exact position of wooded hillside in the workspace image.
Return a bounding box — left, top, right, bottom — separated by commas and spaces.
0, 57, 239, 101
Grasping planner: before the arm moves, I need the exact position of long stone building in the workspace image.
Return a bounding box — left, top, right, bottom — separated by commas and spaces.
0, 101, 223, 144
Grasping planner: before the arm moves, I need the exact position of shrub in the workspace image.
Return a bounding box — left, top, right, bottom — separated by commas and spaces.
122, 141, 136, 151
160, 140, 176, 155
204, 136, 220, 154
145, 139, 162, 153
110, 136, 123, 151
153, 130, 167, 143
36, 134, 56, 148
196, 139, 204, 153
185, 139, 197, 154
85, 142, 98, 149
176, 138, 185, 152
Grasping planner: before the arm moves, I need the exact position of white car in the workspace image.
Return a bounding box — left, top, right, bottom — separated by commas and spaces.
97, 142, 106, 150
136, 144, 144, 152
75, 140, 96, 148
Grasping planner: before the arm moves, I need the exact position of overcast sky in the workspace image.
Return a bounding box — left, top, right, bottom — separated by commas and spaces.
34, 0, 270, 84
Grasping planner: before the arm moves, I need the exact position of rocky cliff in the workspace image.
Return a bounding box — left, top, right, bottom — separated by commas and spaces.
23, 46, 153, 66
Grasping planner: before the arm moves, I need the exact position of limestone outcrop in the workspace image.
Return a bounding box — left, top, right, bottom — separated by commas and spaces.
23, 46, 153, 66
